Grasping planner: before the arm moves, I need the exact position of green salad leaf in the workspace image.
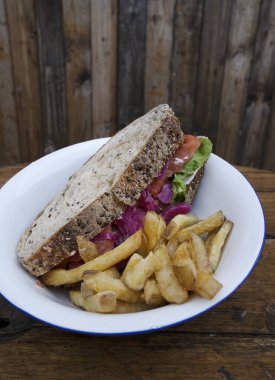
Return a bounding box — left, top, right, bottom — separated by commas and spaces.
172, 137, 212, 202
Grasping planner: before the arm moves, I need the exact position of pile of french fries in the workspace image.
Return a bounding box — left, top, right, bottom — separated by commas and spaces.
42, 211, 233, 314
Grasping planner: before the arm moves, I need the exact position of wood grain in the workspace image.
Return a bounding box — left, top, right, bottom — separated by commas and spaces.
0, 163, 27, 187
62, 0, 92, 144
144, 0, 175, 112
91, 0, 117, 138
0, 0, 20, 165
259, 192, 275, 236
35, 0, 67, 154
118, 0, 147, 128
216, 0, 261, 163
240, 0, 275, 167
236, 166, 275, 192
194, 0, 232, 141
5, 0, 43, 162
263, 83, 275, 171
1, 1, 275, 170
0, 328, 275, 379
170, 0, 203, 132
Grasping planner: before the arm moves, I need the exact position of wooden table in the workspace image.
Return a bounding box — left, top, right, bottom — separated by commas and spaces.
0, 164, 274, 380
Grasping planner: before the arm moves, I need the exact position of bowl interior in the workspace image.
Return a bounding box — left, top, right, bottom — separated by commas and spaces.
0, 139, 265, 334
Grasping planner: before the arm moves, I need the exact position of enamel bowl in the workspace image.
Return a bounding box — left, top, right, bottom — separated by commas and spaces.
0, 138, 265, 335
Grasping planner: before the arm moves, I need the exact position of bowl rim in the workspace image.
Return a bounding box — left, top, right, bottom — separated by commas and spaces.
0, 139, 266, 336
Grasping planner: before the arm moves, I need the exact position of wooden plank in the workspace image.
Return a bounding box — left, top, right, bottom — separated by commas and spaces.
258, 192, 275, 236
239, 0, 275, 167
62, 0, 92, 144
0, 0, 20, 165
35, 0, 67, 154
170, 0, 203, 132
118, 0, 147, 128
0, 164, 27, 188
263, 85, 275, 171
193, 0, 232, 142
144, 0, 175, 112
0, 327, 275, 379
91, 0, 117, 138
5, 0, 43, 162
215, 0, 261, 163
236, 166, 275, 192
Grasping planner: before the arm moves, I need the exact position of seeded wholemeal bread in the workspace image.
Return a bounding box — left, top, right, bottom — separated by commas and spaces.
185, 164, 206, 204
17, 104, 183, 276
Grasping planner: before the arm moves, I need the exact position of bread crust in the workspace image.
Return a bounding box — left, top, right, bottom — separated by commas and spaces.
19, 116, 183, 276
185, 164, 206, 204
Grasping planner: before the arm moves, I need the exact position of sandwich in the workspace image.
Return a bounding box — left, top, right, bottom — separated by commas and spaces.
17, 104, 212, 277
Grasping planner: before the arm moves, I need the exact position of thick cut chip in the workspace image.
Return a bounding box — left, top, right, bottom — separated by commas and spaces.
155, 245, 188, 304
123, 252, 161, 291
83, 271, 141, 303
172, 242, 197, 290
69, 289, 117, 313
163, 214, 199, 240
42, 230, 142, 286
76, 236, 100, 262
175, 211, 225, 243
144, 278, 166, 306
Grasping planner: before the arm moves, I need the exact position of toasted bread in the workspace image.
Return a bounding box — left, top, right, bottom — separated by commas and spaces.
17, 105, 183, 276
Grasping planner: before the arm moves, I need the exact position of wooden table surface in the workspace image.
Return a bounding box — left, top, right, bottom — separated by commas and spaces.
0, 164, 274, 380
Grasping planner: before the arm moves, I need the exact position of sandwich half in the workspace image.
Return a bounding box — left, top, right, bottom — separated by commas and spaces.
17, 104, 212, 276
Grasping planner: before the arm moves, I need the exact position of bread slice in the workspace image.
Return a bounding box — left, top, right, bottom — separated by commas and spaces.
17, 104, 183, 276
185, 164, 206, 204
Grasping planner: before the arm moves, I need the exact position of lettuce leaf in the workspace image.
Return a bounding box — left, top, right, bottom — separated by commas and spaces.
172, 173, 187, 202
172, 137, 212, 202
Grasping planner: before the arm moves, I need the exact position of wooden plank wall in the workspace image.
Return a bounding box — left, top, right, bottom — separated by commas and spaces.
0, 0, 275, 171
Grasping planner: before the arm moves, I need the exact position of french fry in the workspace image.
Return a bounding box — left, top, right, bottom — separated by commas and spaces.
157, 215, 166, 241
208, 220, 233, 271
143, 212, 164, 252
69, 290, 117, 313
114, 300, 152, 313
175, 211, 225, 243
83, 271, 141, 303
163, 214, 199, 240
136, 231, 148, 256
204, 230, 218, 251
172, 242, 197, 290
42, 230, 142, 286
144, 278, 166, 306
155, 245, 188, 304
193, 272, 222, 300
123, 252, 161, 291
81, 281, 93, 298
103, 266, 121, 279
69, 289, 83, 307
166, 235, 179, 257
121, 253, 143, 282
189, 232, 212, 274
76, 235, 100, 262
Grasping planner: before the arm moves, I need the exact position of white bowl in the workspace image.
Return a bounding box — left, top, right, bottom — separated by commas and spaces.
0, 138, 265, 335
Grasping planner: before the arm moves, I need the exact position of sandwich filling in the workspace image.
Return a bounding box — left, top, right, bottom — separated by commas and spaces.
60, 135, 212, 269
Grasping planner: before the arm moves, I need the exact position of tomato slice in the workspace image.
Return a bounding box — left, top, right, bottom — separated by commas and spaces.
168, 135, 200, 174
148, 135, 200, 197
